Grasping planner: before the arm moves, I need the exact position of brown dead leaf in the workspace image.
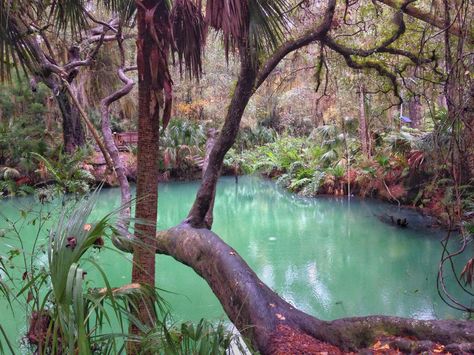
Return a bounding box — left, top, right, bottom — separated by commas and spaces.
460, 258, 474, 287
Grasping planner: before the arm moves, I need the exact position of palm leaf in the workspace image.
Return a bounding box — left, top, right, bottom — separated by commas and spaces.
98, 0, 136, 23
171, 0, 206, 79
49, 0, 89, 36
0, 2, 39, 80
206, 0, 291, 60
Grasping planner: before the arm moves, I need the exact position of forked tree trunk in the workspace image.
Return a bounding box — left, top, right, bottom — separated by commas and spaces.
56, 90, 85, 154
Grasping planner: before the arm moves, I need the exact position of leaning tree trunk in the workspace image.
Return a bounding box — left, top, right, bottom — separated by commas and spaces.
201, 128, 218, 227
155, 224, 474, 354
56, 90, 85, 154
186, 46, 256, 228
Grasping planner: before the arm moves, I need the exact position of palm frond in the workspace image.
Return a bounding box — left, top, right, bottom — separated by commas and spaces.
49, 0, 89, 36
206, 0, 291, 60
248, 0, 290, 56
98, 0, 136, 23
172, 0, 206, 79
0, 3, 39, 80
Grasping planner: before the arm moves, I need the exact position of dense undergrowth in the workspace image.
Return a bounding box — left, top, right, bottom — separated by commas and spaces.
1, 79, 472, 229
0, 191, 241, 354
226, 120, 473, 228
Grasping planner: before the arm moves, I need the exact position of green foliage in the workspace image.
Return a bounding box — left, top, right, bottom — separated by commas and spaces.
227, 134, 341, 196
0, 179, 35, 196
0, 80, 55, 167
0, 189, 237, 354
161, 118, 207, 172
31, 148, 94, 196
141, 318, 236, 355
162, 118, 207, 148
235, 126, 276, 152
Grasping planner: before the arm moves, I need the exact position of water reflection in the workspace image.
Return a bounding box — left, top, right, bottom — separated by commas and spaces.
0, 175, 470, 346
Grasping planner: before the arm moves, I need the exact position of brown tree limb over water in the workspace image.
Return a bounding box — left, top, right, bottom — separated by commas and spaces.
105, 1, 473, 352
154, 224, 474, 353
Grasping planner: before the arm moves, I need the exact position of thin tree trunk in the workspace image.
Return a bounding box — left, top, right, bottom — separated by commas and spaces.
462, 83, 474, 180
100, 64, 134, 239
202, 128, 218, 227
408, 94, 422, 129
358, 83, 370, 158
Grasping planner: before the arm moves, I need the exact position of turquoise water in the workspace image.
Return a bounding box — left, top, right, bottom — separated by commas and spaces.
0, 176, 471, 350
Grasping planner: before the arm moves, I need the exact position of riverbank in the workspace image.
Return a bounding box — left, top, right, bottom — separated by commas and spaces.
0, 144, 468, 232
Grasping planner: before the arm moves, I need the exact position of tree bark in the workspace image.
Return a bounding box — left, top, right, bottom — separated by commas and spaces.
186, 47, 257, 228
358, 83, 370, 158
130, 3, 160, 333
375, 0, 468, 40
462, 83, 474, 181
408, 94, 423, 129
202, 128, 218, 228
100, 64, 134, 239
155, 224, 474, 354
55, 90, 86, 154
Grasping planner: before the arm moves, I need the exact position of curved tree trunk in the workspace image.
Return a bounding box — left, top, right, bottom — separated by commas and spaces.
156, 224, 474, 354
186, 47, 256, 228
100, 59, 134, 241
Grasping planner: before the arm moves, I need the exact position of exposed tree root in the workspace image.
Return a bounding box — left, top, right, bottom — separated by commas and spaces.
155, 223, 474, 354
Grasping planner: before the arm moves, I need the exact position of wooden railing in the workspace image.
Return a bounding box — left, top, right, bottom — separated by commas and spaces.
113, 132, 138, 150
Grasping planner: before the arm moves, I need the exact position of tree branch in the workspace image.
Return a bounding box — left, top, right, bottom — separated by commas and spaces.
375, 0, 467, 39
255, 0, 336, 90
100, 34, 135, 248
154, 223, 474, 353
